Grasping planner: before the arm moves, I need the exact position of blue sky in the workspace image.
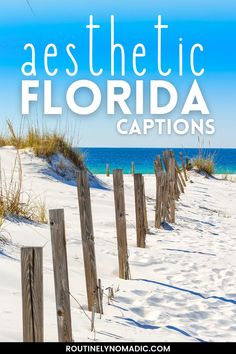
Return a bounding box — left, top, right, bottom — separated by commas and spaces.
0, 1, 235, 147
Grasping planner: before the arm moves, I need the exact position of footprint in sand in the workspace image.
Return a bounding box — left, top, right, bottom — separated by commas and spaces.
187, 304, 200, 311
186, 311, 209, 320
132, 289, 148, 296
191, 278, 202, 285
130, 306, 147, 317
212, 268, 222, 274
116, 295, 134, 305
225, 293, 236, 298
146, 294, 165, 306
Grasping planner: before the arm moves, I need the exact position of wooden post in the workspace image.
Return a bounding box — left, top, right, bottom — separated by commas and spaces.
175, 168, 181, 200
91, 304, 96, 332
179, 152, 187, 181
154, 155, 164, 228
169, 151, 180, 200
155, 171, 164, 228
134, 174, 146, 248
77, 170, 100, 312
155, 155, 163, 172
98, 279, 103, 318
160, 171, 166, 222
106, 163, 110, 177
176, 161, 186, 188
142, 176, 148, 233
176, 167, 185, 194
21, 247, 43, 342
162, 150, 170, 172
162, 150, 172, 222
186, 157, 190, 170
49, 209, 72, 342
169, 157, 176, 223
162, 172, 169, 223
131, 161, 135, 176
113, 169, 130, 279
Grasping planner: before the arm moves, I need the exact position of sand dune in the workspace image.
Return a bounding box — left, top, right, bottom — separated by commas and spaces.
0, 147, 236, 342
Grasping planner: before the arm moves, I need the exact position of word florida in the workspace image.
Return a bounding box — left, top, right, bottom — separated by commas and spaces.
21, 79, 209, 116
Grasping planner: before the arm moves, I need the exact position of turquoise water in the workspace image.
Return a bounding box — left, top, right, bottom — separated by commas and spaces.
78, 148, 236, 174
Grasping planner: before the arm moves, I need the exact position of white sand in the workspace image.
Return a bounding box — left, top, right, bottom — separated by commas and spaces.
0, 147, 236, 342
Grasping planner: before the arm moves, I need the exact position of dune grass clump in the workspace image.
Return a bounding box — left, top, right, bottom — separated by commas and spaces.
0, 153, 47, 225
0, 120, 84, 225
0, 136, 11, 147
0, 121, 84, 169
192, 153, 215, 176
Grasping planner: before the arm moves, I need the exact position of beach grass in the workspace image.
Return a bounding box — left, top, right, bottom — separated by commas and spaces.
192, 153, 215, 176
0, 152, 47, 225
0, 121, 84, 169
0, 120, 85, 225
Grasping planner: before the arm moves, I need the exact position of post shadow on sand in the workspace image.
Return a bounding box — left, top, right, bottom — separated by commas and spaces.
113, 316, 204, 342
163, 248, 216, 256
134, 278, 236, 305
0, 230, 18, 261
0, 249, 18, 261
161, 221, 175, 231
39, 165, 110, 190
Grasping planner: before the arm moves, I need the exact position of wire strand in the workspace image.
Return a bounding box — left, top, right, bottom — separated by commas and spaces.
26, 0, 36, 16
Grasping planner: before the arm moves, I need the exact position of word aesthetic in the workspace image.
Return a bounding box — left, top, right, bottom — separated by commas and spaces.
21, 15, 214, 136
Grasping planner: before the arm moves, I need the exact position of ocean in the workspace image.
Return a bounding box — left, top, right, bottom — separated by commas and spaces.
78, 148, 236, 174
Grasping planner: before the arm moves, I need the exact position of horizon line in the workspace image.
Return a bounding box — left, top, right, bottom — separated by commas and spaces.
76, 146, 236, 149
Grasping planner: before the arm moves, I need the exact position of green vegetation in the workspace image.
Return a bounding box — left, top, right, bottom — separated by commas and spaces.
0, 120, 85, 225
0, 152, 47, 225
0, 121, 84, 169
192, 153, 215, 176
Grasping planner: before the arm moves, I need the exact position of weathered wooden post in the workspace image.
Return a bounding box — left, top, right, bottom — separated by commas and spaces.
176, 161, 186, 188
49, 209, 73, 341
179, 152, 188, 181
131, 161, 135, 176
21, 247, 43, 342
175, 170, 181, 200
169, 156, 176, 223
113, 169, 130, 279
142, 176, 148, 233
162, 150, 170, 172
176, 166, 185, 194
106, 163, 110, 177
155, 171, 165, 228
98, 279, 103, 318
134, 174, 146, 248
186, 157, 191, 170
155, 155, 163, 172
154, 155, 164, 228
77, 170, 100, 313
162, 150, 172, 222
162, 172, 169, 222
169, 151, 180, 200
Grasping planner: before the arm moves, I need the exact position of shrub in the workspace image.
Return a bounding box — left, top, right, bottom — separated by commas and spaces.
0, 152, 47, 224
0, 121, 84, 169
192, 154, 215, 176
